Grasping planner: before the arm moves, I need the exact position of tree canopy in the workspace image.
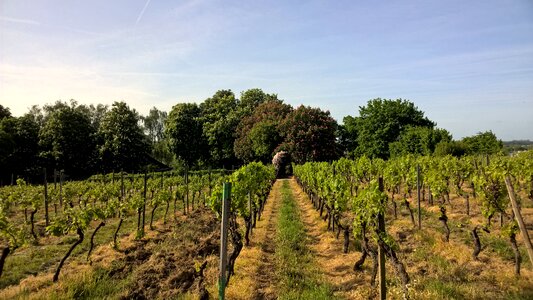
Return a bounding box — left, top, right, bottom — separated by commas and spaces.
279, 105, 338, 164
352, 98, 435, 159
39, 101, 97, 178
461, 131, 503, 155
99, 102, 149, 172
165, 103, 206, 166
234, 99, 292, 163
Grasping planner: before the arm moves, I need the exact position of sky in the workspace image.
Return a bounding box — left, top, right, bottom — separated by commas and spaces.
1, 0, 532, 140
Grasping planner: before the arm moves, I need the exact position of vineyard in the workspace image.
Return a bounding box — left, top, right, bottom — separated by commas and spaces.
0, 152, 533, 299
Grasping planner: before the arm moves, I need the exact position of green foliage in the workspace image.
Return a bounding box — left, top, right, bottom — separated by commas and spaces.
39, 100, 97, 177
472, 157, 509, 223
165, 103, 206, 165
0, 114, 40, 180
337, 115, 358, 157
199, 90, 240, 167
234, 99, 292, 163
461, 131, 503, 155
353, 98, 435, 159
389, 126, 451, 157
208, 162, 275, 218
99, 102, 149, 172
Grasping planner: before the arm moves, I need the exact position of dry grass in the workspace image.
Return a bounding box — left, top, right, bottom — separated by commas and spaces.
223, 180, 282, 300
290, 178, 370, 299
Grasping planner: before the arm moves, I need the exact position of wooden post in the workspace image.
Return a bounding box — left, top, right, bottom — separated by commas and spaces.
505, 176, 533, 269
121, 170, 124, 200
54, 169, 57, 189
219, 182, 231, 300
185, 166, 189, 214
142, 173, 147, 236
59, 170, 64, 208
417, 164, 421, 230
44, 168, 49, 227
378, 177, 386, 300
208, 167, 212, 196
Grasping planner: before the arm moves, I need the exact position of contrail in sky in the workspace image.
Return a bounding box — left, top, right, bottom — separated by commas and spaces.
136, 0, 152, 25
0, 16, 40, 25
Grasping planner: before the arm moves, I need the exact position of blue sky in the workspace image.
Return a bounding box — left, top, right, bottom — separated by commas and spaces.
1, 0, 532, 140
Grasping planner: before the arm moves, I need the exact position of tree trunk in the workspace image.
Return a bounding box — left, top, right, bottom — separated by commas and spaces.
439, 206, 450, 242
472, 226, 482, 260
30, 207, 38, 241
150, 204, 158, 230
510, 232, 521, 275
226, 214, 243, 286
343, 227, 350, 254
87, 221, 106, 262
0, 246, 13, 278
466, 194, 470, 216
403, 197, 416, 227
114, 217, 123, 249
53, 228, 84, 282
164, 200, 170, 225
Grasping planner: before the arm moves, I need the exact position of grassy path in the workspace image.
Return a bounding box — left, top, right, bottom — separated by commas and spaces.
275, 179, 335, 299
225, 180, 282, 300
289, 178, 368, 299
226, 179, 338, 299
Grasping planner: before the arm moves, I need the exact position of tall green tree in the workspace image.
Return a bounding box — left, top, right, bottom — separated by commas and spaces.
165, 103, 206, 166
234, 100, 293, 163
0, 114, 40, 182
0, 105, 11, 119
237, 88, 278, 117
199, 90, 240, 167
142, 107, 167, 144
353, 98, 435, 159
142, 107, 172, 165
337, 115, 358, 157
99, 102, 149, 172
461, 131, 503, 155
39, 101, 97, 178
389, 126, 451, 157
279, 105, 338, 164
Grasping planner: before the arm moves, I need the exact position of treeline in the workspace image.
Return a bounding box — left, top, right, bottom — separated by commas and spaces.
0, 90, 503, 184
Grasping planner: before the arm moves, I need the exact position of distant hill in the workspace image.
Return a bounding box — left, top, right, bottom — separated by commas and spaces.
503, 140, 533, 146
503, 140, 533, 151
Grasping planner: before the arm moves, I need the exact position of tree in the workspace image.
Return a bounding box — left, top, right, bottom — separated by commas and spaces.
279, 105, 338, 164
99, 102, 149, 172
142, 107, 167, 144
389, 126, 451, 157
353, 98, 435, 159
237, 88, 278, 117
0, 105, 11, 119
434, 140, 466, 157
234, 100, 292, 163
199, 90, 240, 167
338, 115, 358, 157
39, 101, 97, 178
461, 131, 503, 155
0, 114, 40, 182
165, 103, 206, 166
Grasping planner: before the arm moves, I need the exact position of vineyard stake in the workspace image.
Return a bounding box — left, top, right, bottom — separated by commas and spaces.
44, 168, 49, 227
505, 176, 533, 269
417, 164, 421, 230
219, 182, 231, 300
378, 177, 386, 299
